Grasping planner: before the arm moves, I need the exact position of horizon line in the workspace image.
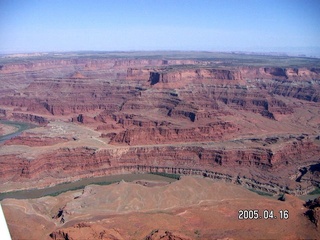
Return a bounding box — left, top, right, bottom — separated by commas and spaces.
1, 49, 319, 59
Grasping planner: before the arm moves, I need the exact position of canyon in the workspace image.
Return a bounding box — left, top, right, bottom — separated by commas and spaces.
0, 51, 320, 239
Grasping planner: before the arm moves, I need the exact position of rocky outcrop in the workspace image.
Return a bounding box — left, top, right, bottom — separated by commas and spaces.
0, 63, 317, 125
147, 68, 243, 88
12, 79, 135, 116
305, 197, 320, 228
69, 71, 86, 79
149, 72, 161, 85
144, 229, 191, 240
49, 230, 71, 240
271, 137, 320, 168
4, 135, 69, 146
50, 226, 123, 240
296, 163, 320, 186
127, 68, 152, 81
0, 97, 48, 114
268, 80, 319, 102
264, 67, 287, 77
0, 58, 199, 73
0, 135, 319, 195
167, 109, 196, 122
133, 67, 320, 87
0, 54, 320, 198
0, 108, 6, 117
238, 67, 320, 81
110, 122, 236, 145
11, 113, 48, 125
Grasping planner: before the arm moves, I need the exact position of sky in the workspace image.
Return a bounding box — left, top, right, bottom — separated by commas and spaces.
0, 0, 319, 55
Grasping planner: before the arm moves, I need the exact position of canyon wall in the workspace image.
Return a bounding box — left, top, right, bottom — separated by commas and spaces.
1, 135, 319, 194
110, 122, 236, 145
0, 56, 319, 196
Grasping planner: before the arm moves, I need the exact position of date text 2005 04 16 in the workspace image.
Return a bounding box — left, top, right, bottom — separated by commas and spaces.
238, 209, 289, 220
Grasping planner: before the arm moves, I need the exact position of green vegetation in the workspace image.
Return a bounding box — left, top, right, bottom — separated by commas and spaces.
248, 188, 273, 197
150, 172, 180, 180
308, 188, 320, 195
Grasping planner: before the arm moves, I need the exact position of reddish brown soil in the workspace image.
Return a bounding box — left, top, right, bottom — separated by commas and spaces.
2, 177, 319, 240
0, 53, 319, 238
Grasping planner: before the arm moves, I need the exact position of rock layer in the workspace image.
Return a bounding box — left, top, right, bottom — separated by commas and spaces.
0, 53, 319, 195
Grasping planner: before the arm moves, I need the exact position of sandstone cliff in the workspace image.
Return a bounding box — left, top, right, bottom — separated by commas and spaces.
110, 122, 236, 145
0, 55, 319, 196
1, 135, 319, 195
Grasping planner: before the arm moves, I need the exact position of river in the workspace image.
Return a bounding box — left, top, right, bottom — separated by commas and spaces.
1, 172, 318, 202
0, 121, 318, 202
0, 173, 177, 201
0, 120, 35, 144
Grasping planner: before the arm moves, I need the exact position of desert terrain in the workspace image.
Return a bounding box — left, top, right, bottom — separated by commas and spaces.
2, 176, 320, 239
0, 51, 320, 239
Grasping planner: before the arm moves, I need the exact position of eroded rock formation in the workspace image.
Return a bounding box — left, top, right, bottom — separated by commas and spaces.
0, 53, 319, 196
305, 197, 320, 228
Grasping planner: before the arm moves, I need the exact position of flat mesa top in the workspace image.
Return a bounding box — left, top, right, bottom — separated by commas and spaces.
1, 51, 320, 68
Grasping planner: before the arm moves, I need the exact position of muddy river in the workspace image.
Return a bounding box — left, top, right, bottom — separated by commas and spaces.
0, 120, 35, 143
0, 173, 177, 200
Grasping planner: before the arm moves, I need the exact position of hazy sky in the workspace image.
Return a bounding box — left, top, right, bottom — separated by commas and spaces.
0, 0, 319, 54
